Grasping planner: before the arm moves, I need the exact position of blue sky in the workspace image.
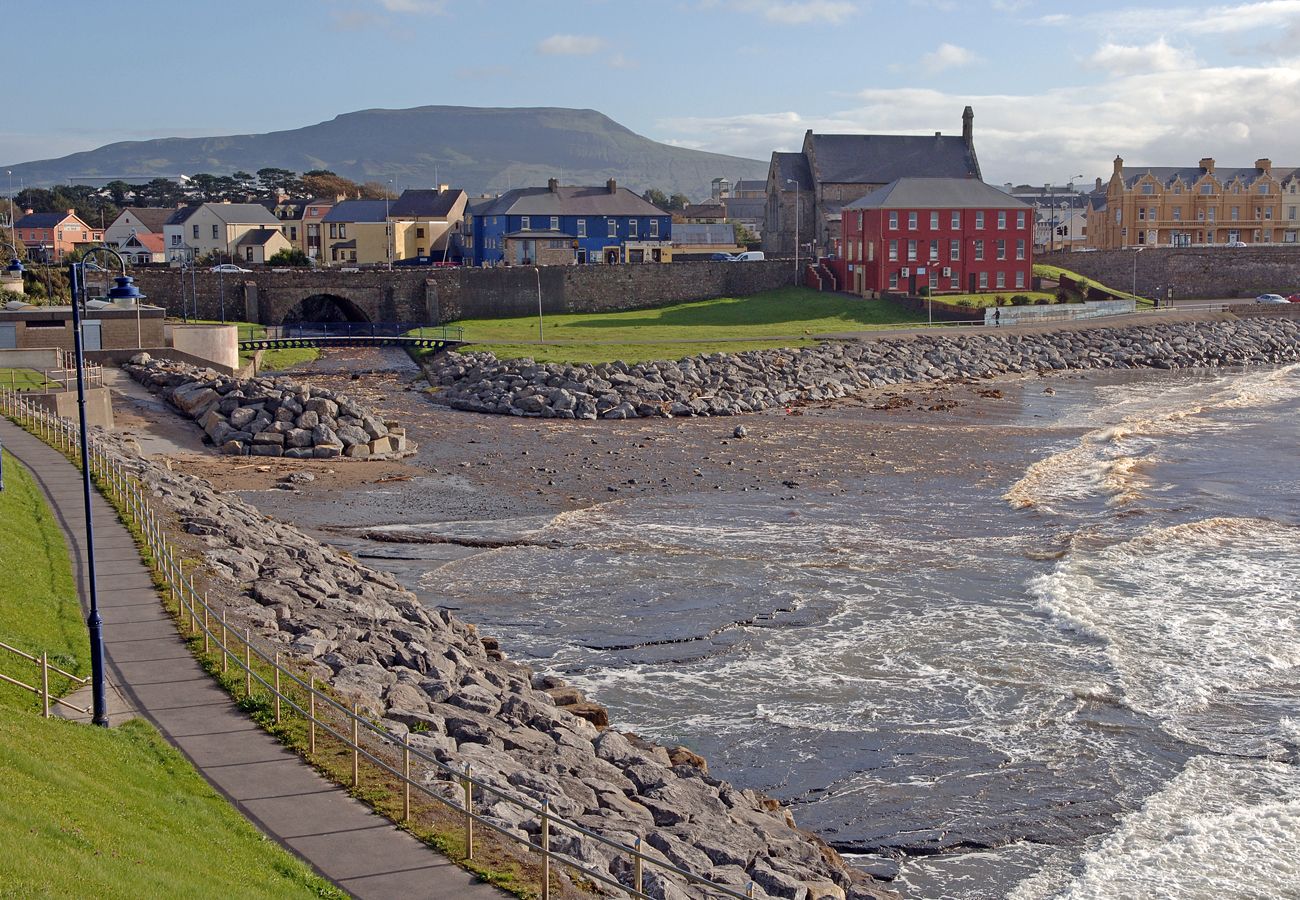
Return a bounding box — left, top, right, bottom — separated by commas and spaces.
8, 0, 1300, 188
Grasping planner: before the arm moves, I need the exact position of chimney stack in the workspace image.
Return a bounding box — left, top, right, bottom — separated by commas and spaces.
1113, 156, 1124, 175
1095, 177, 1103, 192
606, 179, 617, 194
438, 183, 450, 192
1255, 158, 1272, 173
1200, 157, 1215, 174
548, 178, 559, 193
67, 208, 76, 216
962, 106, 974, 145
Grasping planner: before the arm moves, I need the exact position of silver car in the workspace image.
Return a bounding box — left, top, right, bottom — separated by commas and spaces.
1255, 293, 1288, 304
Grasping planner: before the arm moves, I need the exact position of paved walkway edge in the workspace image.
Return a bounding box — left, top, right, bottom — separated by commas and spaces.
0, 416, 504, 900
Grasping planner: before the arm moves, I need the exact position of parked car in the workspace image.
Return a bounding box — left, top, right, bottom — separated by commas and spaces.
1254, 293, 1288, 304
1226, 241, 1247, 248
210, 263, 251, 273
709, 252, 736, 261
1286, 294, 1300, 303
731, 251, 766, 262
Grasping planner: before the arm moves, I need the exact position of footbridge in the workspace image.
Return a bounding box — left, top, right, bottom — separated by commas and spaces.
238, 322, 464, 354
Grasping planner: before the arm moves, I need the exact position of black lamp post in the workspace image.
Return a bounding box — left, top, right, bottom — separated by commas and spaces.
66, 246, 145, 727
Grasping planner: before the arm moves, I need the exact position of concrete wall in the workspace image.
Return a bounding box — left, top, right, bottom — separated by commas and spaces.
25, 387, 114, 429
984, 298, 1136, 325
0, 307, 167, 353
130, 260, 795, 326
170, 324, 239, 370
1041, 246, 1300, 299
0, 348, 62, 368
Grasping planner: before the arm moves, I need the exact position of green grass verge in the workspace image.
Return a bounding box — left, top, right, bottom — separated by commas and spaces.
0, 707, 344, 899
0, 368, 56, 391
183, 318, 267, 341
257, 348, 321, 372
428, 287, 929, 364
931, 291, 1058, 308
0, 448, 86, 709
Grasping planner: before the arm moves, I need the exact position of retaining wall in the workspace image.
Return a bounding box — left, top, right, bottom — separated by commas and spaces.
1040, 246, 1300, 299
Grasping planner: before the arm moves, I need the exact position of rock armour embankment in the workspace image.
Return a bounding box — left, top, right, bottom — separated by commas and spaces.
112, 441, 884, 900
426, 318, 1300, 418
125, 356, 413, 459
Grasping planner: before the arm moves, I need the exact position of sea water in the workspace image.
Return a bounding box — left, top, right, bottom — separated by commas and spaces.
417, 365, 1300, 899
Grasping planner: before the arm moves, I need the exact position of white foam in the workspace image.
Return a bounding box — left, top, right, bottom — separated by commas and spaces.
1012, 755, 1300, 899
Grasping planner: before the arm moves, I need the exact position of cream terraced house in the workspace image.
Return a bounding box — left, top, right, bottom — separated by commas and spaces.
163, 202, 283, 264
1088, 156, 1300, 249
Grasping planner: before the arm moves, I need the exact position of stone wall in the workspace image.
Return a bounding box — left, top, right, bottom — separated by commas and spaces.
130, 261, 794, 328
1040, 246, 1300, 299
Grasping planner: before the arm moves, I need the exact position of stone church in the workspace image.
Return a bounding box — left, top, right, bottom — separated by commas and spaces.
763, 106, 982, 258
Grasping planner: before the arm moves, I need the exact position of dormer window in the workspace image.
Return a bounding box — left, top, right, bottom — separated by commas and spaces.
1258, 184, 1270, 195
1141, 183, 1154, 195
1200, 183, 1213, 195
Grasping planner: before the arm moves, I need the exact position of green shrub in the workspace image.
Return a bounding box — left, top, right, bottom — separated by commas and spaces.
954, 298, 974, 307
1010, 294, 1033, 306
918, 286, 930, 297
1036, 297, 1052, 305
994, 294, 1007, 306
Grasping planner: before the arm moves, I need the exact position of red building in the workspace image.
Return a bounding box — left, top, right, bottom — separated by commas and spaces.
842, 178, 1033, 296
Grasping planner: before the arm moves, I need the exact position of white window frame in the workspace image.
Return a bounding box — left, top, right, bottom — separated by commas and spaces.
577, 219, 587, 237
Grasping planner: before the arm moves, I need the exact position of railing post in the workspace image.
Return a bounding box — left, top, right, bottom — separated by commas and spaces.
352, 703, 360, 788
220, 610, 228, 673
309, 676, 317, 755
634, 837, 644, 896
540, 798, 551, 900
403, 732, 411, 822
41, 651, 50, 719
463, 765, 474, 859
202, 602, 210, 654
273, 652, 281, 724
244, 629, 252, 698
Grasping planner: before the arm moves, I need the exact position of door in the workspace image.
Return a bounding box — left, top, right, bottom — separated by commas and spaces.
82, 320, 102, 351
0, 323, 15, 349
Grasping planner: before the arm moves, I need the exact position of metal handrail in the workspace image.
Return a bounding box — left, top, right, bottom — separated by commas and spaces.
0, 386, 758, 900
0, 639, 91, 717
0, 639, 90, 685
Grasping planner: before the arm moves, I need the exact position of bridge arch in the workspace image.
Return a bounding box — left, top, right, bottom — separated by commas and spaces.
281, 293, 372, 325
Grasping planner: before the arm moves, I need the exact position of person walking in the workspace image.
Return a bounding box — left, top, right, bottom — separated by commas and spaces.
994, 307, 1001, 327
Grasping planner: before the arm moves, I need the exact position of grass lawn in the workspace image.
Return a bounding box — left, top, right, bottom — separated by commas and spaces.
255, 348, 320, 372
0, 448, 341, 899
0, 367, 56, 391
1035, 263, 1153, 306
930, 291, 1058, 309
0, 448, 86, 709
435, 287, 929, 364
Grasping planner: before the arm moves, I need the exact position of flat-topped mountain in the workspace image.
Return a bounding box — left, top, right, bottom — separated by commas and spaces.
5, 106, 767, 199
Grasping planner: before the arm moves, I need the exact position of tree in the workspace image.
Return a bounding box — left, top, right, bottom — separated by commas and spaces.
105, 180, 133, 206
267, 247, 312, 267
302, 170, 360, 200
732, 221, 758, 245
257, 167, 303, 199
359, 181, 398, 200
135, 178, 184, 207
667, 193, 690, 212
642, 188, 670, 210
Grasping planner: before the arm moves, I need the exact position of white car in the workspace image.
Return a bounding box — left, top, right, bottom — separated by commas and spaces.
1225, 241, 1247, 248
210, 264, 252, 273
1255, 293, 1288, 304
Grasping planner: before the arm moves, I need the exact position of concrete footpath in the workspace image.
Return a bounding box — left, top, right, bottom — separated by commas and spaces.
0, 417, 504, 900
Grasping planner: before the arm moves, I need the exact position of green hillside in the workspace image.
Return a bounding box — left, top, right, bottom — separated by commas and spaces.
4, 105, 769, 199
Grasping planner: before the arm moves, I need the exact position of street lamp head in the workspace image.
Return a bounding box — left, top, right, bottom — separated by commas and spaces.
107, 274, 145, 302
5, 256, 22, 276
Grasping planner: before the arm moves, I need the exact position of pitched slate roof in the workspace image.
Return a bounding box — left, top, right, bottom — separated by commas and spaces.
476, 185, 667, 217
321, 200, 390, 223
844, 177, 1031, 210
732, 180, 766, 194
237, 228, 283, 246
810, 134, 980, 185
389, 188, 465, 218
683, 203, 727, 219
722, 197, 766, 220
165, 205, 202, 225
121, 207, 176, 232
772, 152, 813, 191
208, 203, 280, 225
1122, 166, 1298, 189
15, 211, 73, 229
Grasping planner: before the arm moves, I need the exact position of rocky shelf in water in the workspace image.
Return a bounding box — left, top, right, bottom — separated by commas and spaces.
103, 435, 889, 900
423, 318, 1300, 419
125, 355, 415, 459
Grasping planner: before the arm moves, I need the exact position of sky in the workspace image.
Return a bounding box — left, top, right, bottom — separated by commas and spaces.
8, 0, 1300, 189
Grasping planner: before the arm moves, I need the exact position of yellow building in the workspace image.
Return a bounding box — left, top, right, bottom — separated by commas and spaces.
1088, 156, 1300, 249
388, 187, 467, 262
320, 200, 389, 266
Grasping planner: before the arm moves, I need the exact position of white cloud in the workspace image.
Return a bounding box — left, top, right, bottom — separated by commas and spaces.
729, 0, 860, 24
377, 0, 447, 12
658, 60, 1300, 185
1088, 38, 1199, 74
1041, 1, 1300, 35
920, 43, 980, 71
537, 34, 607, 55
606, 53, 639, 69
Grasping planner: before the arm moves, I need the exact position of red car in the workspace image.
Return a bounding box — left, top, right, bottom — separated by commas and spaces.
1286, 294, 1300, 303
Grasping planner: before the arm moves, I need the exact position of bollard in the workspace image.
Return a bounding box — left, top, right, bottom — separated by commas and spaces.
244, 629, 252, 698
351, 703, 360, 788
540, 798, 551, 900
41, 652, 50, 719
463, 765, 474, 859
634, 837, 644, 895
403, 733, 411, 822
274, 653, 281, 724
309, 676, 317, 756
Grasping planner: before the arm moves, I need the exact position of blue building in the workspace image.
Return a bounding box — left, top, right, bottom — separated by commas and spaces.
468, 179, 672, 266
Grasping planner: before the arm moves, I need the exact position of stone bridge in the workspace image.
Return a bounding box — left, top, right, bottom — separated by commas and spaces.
129, 260, 795, 327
